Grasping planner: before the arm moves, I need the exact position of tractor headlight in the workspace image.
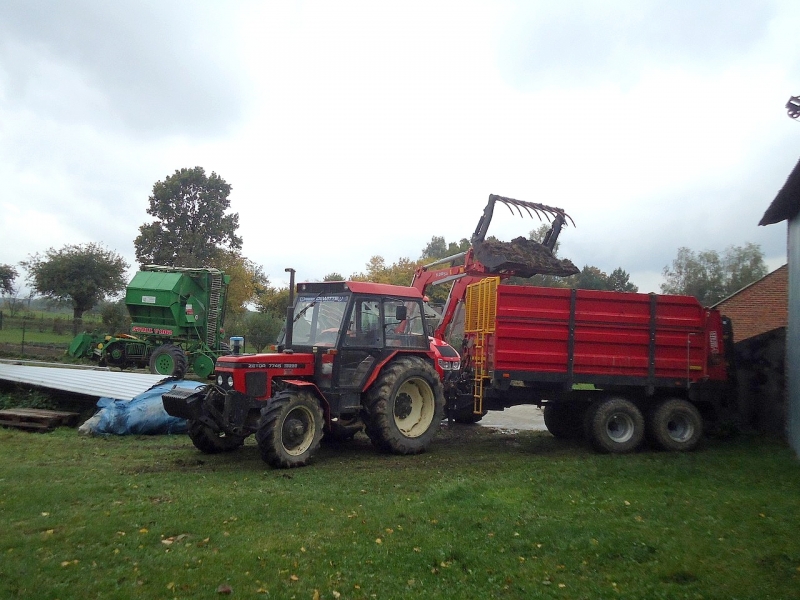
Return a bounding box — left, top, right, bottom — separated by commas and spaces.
227, 375, 234, 387
217, 375, 224, 386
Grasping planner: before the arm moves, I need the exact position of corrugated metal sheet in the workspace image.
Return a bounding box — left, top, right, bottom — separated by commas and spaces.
0, 361, 171, 401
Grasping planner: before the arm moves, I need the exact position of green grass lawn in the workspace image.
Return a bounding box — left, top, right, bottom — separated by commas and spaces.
1, 425, 798, 599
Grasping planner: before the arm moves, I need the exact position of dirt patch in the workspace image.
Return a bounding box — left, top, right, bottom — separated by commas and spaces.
0, 343, 68, 360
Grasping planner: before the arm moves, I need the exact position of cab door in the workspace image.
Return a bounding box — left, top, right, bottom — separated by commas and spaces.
337, 296, 384, 398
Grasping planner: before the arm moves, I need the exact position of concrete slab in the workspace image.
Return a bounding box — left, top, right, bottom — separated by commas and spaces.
479, 404, 547, 432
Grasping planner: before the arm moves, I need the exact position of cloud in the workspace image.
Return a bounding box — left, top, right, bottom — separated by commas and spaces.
0, 0, 245, 138
1, 0, 798, 299
497, 0, 777, 88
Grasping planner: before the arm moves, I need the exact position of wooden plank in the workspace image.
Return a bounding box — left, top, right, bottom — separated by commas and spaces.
0, 418, 52, 431
0, 408, 81, 431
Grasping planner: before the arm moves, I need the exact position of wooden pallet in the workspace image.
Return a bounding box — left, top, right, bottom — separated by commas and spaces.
0, 408, 81, 432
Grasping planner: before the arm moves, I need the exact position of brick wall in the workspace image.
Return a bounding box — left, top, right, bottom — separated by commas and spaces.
716, 265, 788, 343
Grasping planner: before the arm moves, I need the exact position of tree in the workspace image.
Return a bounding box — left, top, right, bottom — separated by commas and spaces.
421, 236, 470, 261
134, 167, 242, 268
723, 242, 769, 294
350, 255, 420, 286
98, 299, 131, 333
242, 311, 284, 352
214, 251, 270, 315
254, 286, 291, 318
21, 243, 129, 334
661, 243, 767, 305
0, 264, 18, 296
607, 267, 638, 293
572, 266, 608, 290
323, 272, 345, 281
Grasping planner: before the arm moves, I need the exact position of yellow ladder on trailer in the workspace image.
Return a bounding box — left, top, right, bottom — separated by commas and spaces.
464, 278, 498, 415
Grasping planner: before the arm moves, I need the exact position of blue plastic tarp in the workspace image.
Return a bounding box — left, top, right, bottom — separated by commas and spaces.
78, 380, 205, 435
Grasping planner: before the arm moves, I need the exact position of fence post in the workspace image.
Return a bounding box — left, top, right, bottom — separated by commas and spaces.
0, 310, 3, 330
21, 319, 26, 355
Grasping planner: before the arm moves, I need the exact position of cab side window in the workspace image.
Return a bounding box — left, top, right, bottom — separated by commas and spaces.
343, 298, 382, 348
384, 299, 428, 349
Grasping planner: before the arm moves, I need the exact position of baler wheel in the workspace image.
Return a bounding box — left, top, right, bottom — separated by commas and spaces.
149, 344, 188, 378
187, 420, 245, 454
585, 396, 644, 454
364, 356, 445, 455
256, 390, 324, 468
647, 398, 703, 452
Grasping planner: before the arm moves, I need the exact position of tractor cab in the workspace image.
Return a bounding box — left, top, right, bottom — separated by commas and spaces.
282, 282, 431, 413
214, 281, 434, 417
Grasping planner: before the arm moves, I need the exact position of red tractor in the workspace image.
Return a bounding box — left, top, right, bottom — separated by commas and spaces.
163, 275, 446, 468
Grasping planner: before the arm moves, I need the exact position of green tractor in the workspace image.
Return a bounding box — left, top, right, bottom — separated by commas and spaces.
68, 266, 231, 378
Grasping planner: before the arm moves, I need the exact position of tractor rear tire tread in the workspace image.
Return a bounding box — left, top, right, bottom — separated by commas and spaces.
363, 356, 445, 455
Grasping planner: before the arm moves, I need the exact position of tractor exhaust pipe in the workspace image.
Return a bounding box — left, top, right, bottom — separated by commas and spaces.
284, 268, 296, 352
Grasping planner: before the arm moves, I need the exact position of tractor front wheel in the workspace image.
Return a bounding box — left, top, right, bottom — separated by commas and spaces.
187, 420, 246, 454
364, 357, 445, 455
256, 390, 324, 468
149, 344, 188, 378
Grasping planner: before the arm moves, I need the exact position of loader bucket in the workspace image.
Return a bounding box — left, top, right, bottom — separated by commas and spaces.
473, 236, 579, 278
470, 194, 579, 278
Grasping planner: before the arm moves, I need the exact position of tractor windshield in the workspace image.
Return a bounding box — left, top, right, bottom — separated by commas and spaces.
291, 293, 349, 347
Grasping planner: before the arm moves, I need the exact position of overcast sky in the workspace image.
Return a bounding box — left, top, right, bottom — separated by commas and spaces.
2, 0, 799, 294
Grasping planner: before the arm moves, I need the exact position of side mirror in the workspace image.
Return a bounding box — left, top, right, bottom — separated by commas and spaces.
395, 306, 407, 321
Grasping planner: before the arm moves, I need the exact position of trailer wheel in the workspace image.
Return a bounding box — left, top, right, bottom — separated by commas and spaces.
585, 397, 644, 453
543, 403, 586, 440
256, 390, 324, 468
187, 420, 246, 454
648, 398, 703, 452
364, 356, 445, 455
149, 344, 188, 378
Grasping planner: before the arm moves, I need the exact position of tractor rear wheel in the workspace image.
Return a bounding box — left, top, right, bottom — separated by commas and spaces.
256, 390, 324, 468
585, 396, 644, 454
364, 356, 445, 455
187, 420, 246, 453
648, 398, 703, 452
149, 344, 188, 378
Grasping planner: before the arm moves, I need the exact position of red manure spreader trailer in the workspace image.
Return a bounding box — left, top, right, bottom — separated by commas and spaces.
455, 278, 734, 453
